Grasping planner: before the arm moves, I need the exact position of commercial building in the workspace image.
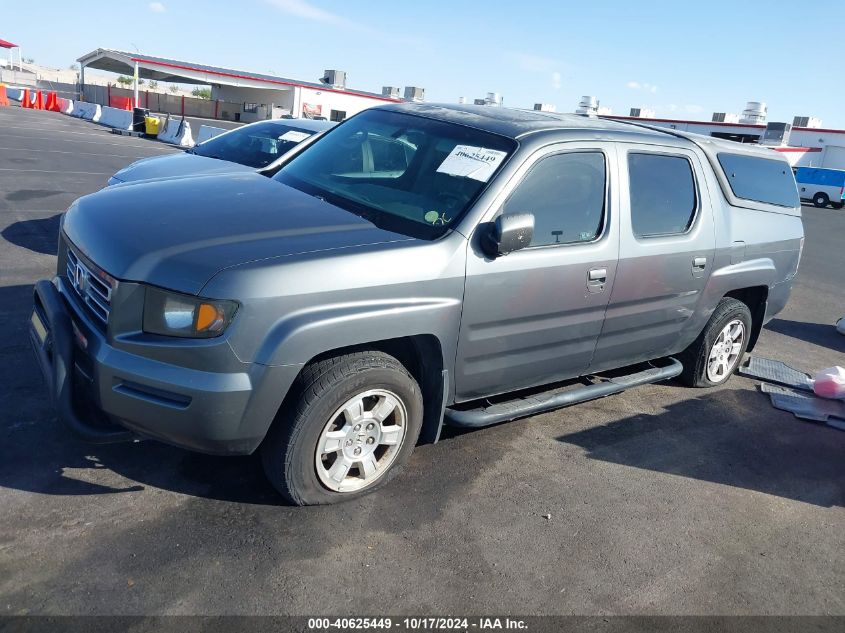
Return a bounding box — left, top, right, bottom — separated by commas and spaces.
76, 48, 418, 122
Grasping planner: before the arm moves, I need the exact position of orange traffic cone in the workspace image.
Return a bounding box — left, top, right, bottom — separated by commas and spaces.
34, 90, 44, 110
0, 86, 9, 107
21, 88, 31, 108
45, 91, 60, 112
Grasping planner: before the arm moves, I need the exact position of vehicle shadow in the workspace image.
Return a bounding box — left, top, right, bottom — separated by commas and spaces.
556, 388, 845, 508
1, 213, 62, 255
764, 317, 845, 352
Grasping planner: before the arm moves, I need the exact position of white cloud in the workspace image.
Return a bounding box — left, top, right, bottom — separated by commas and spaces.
627, 81, 658, 93
265, 0, 350, 25
551, 71, 562, 90
510, 51, 557, 73
148, 1, 166, 12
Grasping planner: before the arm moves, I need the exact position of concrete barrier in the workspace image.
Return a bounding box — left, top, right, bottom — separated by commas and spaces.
195, 125, 227, 144
98, 105, 133, 130
58, 98, 74, 115
71, 101, 101, 123
157, 118, 195, 147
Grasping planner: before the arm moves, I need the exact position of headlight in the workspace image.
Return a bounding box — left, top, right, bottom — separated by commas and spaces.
143, 287, 238, 338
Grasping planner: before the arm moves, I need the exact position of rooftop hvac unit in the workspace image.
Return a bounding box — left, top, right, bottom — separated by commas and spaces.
533, 103, 555, 112
576, 95, 599, 116
381, 86, 400, 99
404, 86, 425, 102
739, 101, 767, 125
473, 98, 486, 105
759, 122, 792, 147
629, 108, 654, 119
793, 116, 822, 128
485, 92, 502, 106
319, 70, 346, 88
458, 96, 467, 104
713, 112, 740, 123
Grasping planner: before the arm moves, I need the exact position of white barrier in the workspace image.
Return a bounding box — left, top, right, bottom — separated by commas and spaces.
71, 102, 101, 123
98, 105, 133, 130
157, 118, 195, 147
58, 98, 74, 115
195, 125, 227, 144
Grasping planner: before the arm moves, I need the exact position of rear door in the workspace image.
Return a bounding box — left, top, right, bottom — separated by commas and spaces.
589, 144, 716, 372
454, 143, 619, 401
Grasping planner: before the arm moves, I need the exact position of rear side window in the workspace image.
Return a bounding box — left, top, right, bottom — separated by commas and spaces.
718, 153, 799, 208
628, 153, 697, 237
502, 151, 606, 247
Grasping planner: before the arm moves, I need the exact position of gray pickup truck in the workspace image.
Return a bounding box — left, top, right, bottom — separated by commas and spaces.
30, 104, 803, 505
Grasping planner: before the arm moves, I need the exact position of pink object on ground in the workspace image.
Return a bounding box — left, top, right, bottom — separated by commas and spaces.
813, 366, 845, 400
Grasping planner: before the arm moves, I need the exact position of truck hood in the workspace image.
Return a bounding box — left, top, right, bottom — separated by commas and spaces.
109, 152, 255, 184
63, 173, 414, 295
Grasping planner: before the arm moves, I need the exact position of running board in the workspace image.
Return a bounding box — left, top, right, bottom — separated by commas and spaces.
444, 358, 683, 429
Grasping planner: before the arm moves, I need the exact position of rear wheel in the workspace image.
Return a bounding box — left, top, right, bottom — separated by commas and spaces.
261, 351, 423, 505
813, 192, 830, 208
679, 297, 752, 387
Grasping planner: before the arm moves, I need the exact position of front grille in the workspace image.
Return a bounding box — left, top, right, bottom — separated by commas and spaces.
66, 245, 113, 325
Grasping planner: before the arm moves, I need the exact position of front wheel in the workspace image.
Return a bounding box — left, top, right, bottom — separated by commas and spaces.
679, 297, 752, 387
261, 351, 423, 505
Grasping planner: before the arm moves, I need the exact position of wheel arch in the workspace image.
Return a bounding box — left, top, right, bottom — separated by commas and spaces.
276, 335, 448, 447
724, 285, 768, 352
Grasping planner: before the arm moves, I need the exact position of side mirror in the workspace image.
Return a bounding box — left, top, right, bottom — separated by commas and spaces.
482, 213, 535, 258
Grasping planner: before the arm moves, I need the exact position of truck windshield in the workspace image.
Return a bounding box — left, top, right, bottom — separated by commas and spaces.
274, 109, 516, 239
192, 122, 318, 168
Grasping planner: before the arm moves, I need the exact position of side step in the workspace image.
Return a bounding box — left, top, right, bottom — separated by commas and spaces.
444, 358, 683, 429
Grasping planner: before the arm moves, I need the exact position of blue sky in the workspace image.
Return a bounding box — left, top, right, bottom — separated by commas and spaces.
5, 0, 845, 126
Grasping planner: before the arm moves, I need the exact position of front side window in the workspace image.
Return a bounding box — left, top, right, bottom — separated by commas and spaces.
502, 152, 606, 247
275, 109, 516, 239
628, 153, 697, 237
192, 122, 316, 168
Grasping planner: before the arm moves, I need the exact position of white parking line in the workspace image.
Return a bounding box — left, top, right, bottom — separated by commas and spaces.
0, 146, 165, 160
0, 168, 112, 175
0, 133, 178, 152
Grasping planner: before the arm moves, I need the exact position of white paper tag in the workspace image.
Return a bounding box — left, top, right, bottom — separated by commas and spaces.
436, 145, 508, 182
279, 130, 311, 142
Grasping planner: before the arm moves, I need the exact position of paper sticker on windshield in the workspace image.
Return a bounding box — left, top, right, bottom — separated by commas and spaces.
279, 130, 310, 143
436, 145, 507, 182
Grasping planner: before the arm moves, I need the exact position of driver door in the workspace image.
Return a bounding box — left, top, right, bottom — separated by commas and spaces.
454, 143, 620, 402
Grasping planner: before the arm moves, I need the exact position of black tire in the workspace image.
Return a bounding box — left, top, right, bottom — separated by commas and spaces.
678, 297, 753, 388
831, 201, 844, 210
813, 192, 830, 208
261, 350, 423, 506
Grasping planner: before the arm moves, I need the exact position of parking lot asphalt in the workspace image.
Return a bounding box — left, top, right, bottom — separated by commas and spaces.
0, 104, 843, 616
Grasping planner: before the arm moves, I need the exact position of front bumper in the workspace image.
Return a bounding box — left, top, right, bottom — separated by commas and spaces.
29, 278, 285, 455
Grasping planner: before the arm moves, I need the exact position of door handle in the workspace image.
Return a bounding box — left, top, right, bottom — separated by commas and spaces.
693, 257, 707, 270
587, 268, 607, 294
588, 268, 607, 282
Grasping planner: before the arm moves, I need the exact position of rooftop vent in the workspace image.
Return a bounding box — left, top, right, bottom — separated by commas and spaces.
576, 95, 599, 117
381, 86, 400, 99
404, 86, 425, 102
739, 101, 767, 125
319, 70, 346, 89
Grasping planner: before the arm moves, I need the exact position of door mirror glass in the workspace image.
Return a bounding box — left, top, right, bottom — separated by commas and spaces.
483, 213, 535, 257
